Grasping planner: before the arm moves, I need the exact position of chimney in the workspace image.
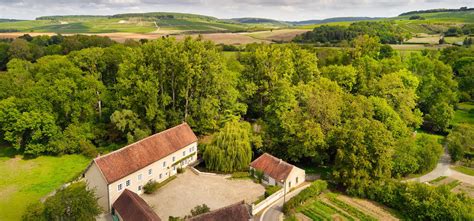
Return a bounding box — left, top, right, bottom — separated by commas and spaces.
279, 159, 282, 164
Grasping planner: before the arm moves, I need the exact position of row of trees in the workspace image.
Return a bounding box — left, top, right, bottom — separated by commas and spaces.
0, 34, 115, 70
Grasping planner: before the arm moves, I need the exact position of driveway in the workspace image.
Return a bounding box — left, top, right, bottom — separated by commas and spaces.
408, 148, 452, 183
141, 169, 264, 220
258, 183, 310, 221
407, 148, 474, 185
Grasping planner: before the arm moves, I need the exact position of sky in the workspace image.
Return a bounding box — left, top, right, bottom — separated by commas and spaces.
0, 0, 473, 21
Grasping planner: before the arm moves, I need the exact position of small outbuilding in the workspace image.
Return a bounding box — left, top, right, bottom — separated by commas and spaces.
187, 201, 252, 221
112, 189, 161, 221
250, 153, 305, 191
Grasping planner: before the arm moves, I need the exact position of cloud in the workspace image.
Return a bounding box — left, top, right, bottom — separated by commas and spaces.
0, 0, 472, 20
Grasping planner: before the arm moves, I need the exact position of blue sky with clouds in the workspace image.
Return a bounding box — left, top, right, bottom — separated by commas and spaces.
0, 0, 472, 20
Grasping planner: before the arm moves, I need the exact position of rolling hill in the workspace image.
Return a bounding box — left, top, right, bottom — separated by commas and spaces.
0, 8, 472, 35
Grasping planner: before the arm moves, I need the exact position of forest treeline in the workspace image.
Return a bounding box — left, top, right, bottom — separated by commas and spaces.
0, 34, 473, 219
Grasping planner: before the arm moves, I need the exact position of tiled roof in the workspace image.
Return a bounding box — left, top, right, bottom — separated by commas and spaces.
187, 201, 251, 221
112, 189, 161, 221
250, 153, 294, 181
94, 123, 198, 183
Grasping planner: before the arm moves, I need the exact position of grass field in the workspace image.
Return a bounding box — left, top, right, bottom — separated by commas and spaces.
0, 146, 90, 221
452, 102, 474, 126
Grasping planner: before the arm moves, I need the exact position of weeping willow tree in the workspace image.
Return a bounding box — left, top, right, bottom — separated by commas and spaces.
203, 120, 254, 172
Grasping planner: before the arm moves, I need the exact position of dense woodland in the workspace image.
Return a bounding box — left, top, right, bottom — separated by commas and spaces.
0, 33, 473, 219
293, 21, 411, 44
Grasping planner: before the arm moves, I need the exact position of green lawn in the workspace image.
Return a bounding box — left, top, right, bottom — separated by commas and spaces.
452, 102, 474, 127
451, 165, 474, 176
0, 146, 90, 221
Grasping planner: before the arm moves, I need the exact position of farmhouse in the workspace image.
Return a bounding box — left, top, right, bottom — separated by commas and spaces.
250, 153, 305, 191
83, 122, 198, 212
112, 189, 161, 221
187, 201, 252, 221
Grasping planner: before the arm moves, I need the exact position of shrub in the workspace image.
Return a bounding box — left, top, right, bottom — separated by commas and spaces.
144, 176, 177, 194
254, 170, 264, 183
283, 180, 328, 214
190, 204, 210, 216
143, 180, 159, 194
265, 185, 282, 197
177, 167, 185, 174
22, 182, 102, 221
231, 171, 250, 179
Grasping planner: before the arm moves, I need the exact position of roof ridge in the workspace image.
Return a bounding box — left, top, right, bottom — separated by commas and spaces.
263, 153, 294, 168
95, 122, 189, 160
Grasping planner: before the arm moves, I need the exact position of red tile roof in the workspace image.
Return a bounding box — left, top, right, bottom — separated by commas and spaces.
112, 189, 161, 221
187, 201, 251, 221
250, 153, 294, 181
94, 123, 198, 183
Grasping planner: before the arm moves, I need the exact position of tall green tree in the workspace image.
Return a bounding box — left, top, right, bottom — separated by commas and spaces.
22, 182, 101, 221
203, 120, 256, 172
115, 37, 243, 135
447, 124, 474, 162
407, 53, 458, 132
332, 117, 394, 193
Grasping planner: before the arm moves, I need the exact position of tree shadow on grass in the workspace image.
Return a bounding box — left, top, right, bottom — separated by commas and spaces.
0, 143, 18, 159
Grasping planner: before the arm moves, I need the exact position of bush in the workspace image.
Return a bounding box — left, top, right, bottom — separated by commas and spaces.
283, 180, 328, 214
143, 176, 177, 194
22, 182, 102, 221
265, 185, 282, 197
231, 171, 250, 179
177, 167, 184, 174
190, 204, 210, 216
143, 180, 159, 194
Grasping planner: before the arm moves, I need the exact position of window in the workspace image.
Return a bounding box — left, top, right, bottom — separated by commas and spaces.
289, 181, 292, 188
148, 169, 152, 175
296, 177, 299, 184
163, 161, 166, 168
159, 173, 162, 179
117, 183, 123, 191
138, 174, 142, 180
138, 185, 142, 191
183, 151, 186, 156
189, 147, 192, 153
172, 156, 175, 162
126, 180, 131, 186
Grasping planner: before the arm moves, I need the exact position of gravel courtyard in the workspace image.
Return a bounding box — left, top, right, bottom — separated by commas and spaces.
141, 169, 265, 220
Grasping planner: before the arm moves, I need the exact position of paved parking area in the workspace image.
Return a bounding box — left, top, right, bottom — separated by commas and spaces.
141, 169, 265, 220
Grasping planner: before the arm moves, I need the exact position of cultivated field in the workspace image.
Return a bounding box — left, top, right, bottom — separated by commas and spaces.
0, 146, 90, 221
244, 29, 308, 42
293, 192, 400, 221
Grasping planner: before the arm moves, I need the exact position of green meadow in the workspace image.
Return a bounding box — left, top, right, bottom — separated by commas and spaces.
0, 146, 90, 221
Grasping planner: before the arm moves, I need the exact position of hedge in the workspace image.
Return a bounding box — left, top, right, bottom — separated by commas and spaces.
283, 180, 328, 214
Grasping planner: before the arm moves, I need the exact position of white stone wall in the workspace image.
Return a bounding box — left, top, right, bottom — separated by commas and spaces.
84, 162, 109, 211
